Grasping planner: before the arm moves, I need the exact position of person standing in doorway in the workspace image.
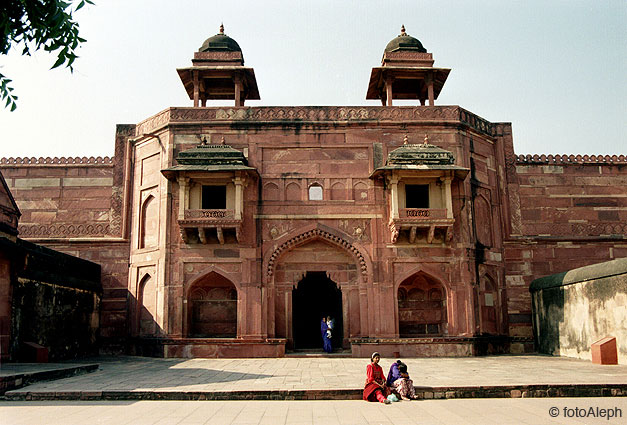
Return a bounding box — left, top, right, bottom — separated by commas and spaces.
321, 316, 332, 353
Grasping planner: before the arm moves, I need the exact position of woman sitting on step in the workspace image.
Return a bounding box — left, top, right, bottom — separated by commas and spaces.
363, 352, 391, 404
387, 360, 418, 400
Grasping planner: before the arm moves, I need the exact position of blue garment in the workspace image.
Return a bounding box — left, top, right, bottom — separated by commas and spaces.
387, 362, 402, 387
321, 319, 332, 353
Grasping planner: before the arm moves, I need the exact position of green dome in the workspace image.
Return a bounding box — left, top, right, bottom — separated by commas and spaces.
385, 25, 426, 53
199, 25, 242, 52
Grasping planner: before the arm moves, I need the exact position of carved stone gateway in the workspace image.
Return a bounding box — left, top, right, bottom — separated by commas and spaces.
1, 27, 624, 359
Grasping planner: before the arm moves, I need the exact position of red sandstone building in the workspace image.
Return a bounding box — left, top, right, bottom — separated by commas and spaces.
1, 27, 625, 358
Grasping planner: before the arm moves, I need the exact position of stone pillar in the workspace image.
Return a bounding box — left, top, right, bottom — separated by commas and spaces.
385, 76, 394, 106
178, 176, 189, 220
234, 175, 243, 220
193, 70, 199, 107
427, 72, 435, 106
234, 73, 242, 107
442, 176, 453, 219
390, 176, 399, 219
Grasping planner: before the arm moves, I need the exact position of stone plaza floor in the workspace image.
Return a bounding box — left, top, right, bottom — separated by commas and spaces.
1, 354, 626, 397
1, 398, 627, 424
0, 355, 626, 424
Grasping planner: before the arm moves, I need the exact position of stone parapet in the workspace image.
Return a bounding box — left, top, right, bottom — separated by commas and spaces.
0, 157, 113, 166
134, 106, 497, 138
516, 154, 627, 165
530, 258, 627, 364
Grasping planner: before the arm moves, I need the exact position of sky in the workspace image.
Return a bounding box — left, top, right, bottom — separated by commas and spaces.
0, 0, 625, 158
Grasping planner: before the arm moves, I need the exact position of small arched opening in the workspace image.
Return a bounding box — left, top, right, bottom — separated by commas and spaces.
187, 271, 237, 338
398, 272, 447, 337
138, 274, 158, 336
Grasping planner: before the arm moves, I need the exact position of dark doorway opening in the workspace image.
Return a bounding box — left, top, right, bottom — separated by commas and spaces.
292, 271, 343, 350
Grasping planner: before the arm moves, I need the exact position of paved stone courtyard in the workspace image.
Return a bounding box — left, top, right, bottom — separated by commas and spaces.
3, 354, 626, 394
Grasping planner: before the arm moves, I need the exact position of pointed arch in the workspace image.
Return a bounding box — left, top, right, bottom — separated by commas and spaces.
397, 269, 448, 337
265, 224, 369, 283
186, 269, 238, 338
330, 181, 346, 200
138, 273, 158, 336
474, 193, 493, 247
139, 194, 158, 249
285, 182, 301, 201
263, 182, 280, 201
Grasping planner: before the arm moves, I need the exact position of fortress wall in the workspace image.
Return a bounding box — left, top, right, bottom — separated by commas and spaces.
504, 158, 627, 346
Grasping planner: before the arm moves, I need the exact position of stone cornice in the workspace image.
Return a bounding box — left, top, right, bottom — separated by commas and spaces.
134, 106, 498, 138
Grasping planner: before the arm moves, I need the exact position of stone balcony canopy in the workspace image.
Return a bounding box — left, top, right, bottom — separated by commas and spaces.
371, 136, 469, 244
162, 139, 258, 245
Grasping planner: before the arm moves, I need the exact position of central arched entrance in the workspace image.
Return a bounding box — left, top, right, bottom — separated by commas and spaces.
292, 272, 343, 350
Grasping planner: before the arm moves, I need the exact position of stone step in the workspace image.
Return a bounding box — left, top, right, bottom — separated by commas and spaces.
4, 383, 625, 401
0, 364, 99, 395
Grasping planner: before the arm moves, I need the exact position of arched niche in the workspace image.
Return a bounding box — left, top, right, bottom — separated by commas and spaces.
474, 194, 493, 247
397, 272, 447, 337
139, 194, 158, 249
480, 274, 498, 334
331, 181, 346, 200
285, 182, 301, 201
263, 182, 280, 201
353, 181, 368, 201
187, 271, 237, 338
138, 274, 158, 336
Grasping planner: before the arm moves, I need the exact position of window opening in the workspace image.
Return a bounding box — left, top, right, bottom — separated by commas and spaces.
308, 184, 323, 201
405, 184, 429, 208
202, 185, 226, 209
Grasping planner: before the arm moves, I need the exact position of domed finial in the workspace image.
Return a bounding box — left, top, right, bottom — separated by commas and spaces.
400, 25, 406, 36
219, 23, 224, 34
423, 134, 429, 146
403, 134, 409, 145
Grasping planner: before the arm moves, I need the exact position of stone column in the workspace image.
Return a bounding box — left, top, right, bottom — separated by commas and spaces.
178, 176, 189, 220
193, 70, 199, 107
385, 75, 394, 106
390, 175, 399, 219
427, 72, 435, 106
442, 176, 453, 219
234, 73, 242, 107
234, 174, 243, 220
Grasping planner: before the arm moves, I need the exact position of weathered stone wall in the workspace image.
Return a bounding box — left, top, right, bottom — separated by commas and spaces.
504, 157, 627, 346
0, 125, 134, 353
530, 257, 627, 364
10, 239, 102, 361
0, 158, 116, 238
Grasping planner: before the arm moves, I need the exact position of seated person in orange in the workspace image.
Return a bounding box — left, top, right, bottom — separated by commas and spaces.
363, 352, 391, 404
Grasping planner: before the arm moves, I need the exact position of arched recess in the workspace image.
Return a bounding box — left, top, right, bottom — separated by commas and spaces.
353, 181, 368, 201
263, 182, 280, 201
264, 224, 373, 344
331, 181, 346, 200
474, 194, 493, 247
139, 194, 158, 249
479, 273, 499, 334
138, 273, 158, 336
397, 271, 448, 337
186, 271, 238, 338
265, 225, 370, 284
285, 182, 301, 201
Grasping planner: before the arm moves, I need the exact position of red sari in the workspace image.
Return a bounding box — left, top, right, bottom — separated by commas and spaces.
363, 362, 391, 402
